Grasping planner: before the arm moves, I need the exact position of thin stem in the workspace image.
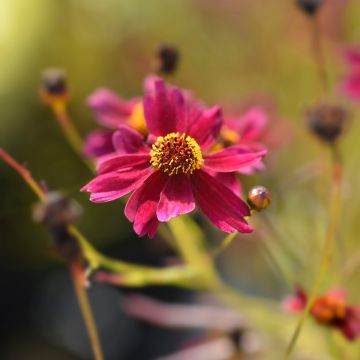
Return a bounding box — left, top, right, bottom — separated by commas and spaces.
0, 148, 46, 201
311, 15, 329, 96
283, 146, 342, 360
51, 101, 94, 172
70, 260, 104, 360
212, 232, 237, 258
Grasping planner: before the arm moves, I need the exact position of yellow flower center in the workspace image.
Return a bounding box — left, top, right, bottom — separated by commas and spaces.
150, 132, 203, 176
128, 103, 147, 135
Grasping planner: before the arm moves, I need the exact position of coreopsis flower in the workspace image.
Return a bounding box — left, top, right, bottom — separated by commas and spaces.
83, 87, 146, 159
82, 79, 266, 237
283, 287, 360, 341
341, 47, 360, 102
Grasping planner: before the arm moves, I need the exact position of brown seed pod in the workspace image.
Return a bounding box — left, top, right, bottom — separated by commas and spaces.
307, 103, 350, 144
296, 0, 323, 16
155, 44, 180, 75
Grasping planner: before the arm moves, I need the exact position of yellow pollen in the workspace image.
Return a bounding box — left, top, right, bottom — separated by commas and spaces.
128, 103, 147, 135
220, 127, 240, 145
150, 132, 203, 176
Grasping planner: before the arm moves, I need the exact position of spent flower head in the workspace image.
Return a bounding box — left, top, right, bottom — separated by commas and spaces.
284, 287, 360, 341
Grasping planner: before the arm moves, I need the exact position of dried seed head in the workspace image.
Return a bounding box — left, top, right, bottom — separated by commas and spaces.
33, 192, 82, 262
155, 44, 179, 75
307, 103, 349, 144
247, 186, 271, 212
41, 68, 67, 95
296, 0, 323, 16
33, 191, 82, 227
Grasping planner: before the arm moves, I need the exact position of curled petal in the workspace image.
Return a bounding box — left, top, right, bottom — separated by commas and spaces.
113, 126, 146, 154
87, 88, 137, 128
125, 171, 168, 237
204, 146, 267, 173
191, 170, 252, 233
81, 167, 153, 203
188, 106, 222, 150
157, 174, 195, 222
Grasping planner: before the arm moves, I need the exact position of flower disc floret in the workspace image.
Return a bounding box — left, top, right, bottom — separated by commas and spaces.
150, 132, 203, 176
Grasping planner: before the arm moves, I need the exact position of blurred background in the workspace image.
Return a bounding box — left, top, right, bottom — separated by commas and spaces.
1, 0, 360, 358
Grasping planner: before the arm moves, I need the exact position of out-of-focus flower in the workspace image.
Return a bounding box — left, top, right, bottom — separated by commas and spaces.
296, 0, 323, 16
82, 79, 266, 237
247, 186, 271, 212
341, 47, 360, 102
40, 68, 68, 105
307, 102, 350, 144
283, 287, 360, 341
155, 44, 180, 75
84, 86, 146, 159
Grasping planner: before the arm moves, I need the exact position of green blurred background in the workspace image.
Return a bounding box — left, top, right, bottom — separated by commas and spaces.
1, 0, 360, 358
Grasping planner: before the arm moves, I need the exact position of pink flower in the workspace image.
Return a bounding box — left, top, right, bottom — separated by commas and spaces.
82, 79, 266, 237
341, 47, 360, 101
83, 87, 146, 159
283, 287, 360, 341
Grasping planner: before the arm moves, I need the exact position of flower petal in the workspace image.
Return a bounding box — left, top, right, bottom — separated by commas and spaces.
83, 130, 115, 158
96, 153, 150, 175
157, 174, 195, 222
125, 171, 168, 237
204, 146, 267, 173
112, 126, 146, 154
143, 79, 186, 136
237, 107, 268, 141
210, 172, 242, 195
191, 170, 252, 233
188, 106, 222, 150
81, 167, 153, 203
87, 88, 137, 128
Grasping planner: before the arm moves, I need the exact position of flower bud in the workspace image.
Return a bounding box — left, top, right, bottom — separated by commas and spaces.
33, 191, 82, 227
307, 103, 349, 144
247, 186, 271, 212
155, 44, 179, 75
296, 0, 323, 16
40, 68, 68, 104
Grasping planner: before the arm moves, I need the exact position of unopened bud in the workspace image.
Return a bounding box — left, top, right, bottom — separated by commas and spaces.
307, 103, 349, 144
296, 0, 323, 16
33, 191, 82, 227
40, 68, 68, 104
247, 186, 271, 212
155, 44, 179, 75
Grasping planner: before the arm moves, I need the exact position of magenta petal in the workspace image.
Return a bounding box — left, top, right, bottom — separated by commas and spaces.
112, 126, 146, 154
188, 106, 222, 150
340, 308, 360, 341
87, 88, 137, 128
83, 130, 115, 158
125, 171, 168, 238
157, 175, 195, 222
191, 170, 252, 233
237, 107, 268, 141
96, 153, 150, 175
204, 146, 267, 173
143, 79, 186, 136
341, 77, 360, 101
210, 172, 242, 195
81, 167, 153, 203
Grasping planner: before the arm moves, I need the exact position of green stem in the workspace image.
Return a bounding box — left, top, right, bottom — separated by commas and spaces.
283, 146, 342, 360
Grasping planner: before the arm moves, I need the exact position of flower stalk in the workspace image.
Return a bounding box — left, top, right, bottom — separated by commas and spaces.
283, 145, 342, 359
